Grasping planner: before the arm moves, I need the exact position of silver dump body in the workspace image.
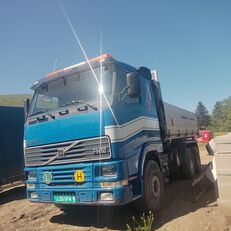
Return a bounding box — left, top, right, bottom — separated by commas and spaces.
164, 102, 198, 139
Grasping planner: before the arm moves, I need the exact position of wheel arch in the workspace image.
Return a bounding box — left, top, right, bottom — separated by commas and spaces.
134, 148, 165, 212
139, 141, 163, 178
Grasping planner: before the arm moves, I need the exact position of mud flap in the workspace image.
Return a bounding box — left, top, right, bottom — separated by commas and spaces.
191, 158, 218, 202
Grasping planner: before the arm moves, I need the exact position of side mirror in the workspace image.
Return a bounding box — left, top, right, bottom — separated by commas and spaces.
126, 72, 140, 98
24, 98, 30, 120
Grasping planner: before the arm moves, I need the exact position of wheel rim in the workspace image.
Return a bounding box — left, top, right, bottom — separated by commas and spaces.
151, 174, 161, 200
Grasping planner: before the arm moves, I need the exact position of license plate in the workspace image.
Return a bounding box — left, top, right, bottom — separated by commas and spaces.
53, 195, 76, 203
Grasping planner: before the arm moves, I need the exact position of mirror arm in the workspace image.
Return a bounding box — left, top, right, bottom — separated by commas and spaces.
121, 86, 129, 95
120, 86, 130, 102
121, 93, 128, 102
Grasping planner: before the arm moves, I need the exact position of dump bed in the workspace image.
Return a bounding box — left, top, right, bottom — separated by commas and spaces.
164, 102, 198, 139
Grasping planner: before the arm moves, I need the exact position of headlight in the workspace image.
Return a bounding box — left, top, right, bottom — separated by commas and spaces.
101, 165, 117, 177
27, 171, 37, 181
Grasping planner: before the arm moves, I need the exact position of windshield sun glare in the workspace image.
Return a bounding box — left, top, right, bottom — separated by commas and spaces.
29, 65, 113, 116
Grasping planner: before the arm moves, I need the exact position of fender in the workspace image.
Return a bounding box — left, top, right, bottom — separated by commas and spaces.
129, 141, 163, 199
138, 141, 163, 178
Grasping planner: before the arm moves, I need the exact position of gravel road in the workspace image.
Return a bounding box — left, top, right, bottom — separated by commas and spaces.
0, 149, 231, 231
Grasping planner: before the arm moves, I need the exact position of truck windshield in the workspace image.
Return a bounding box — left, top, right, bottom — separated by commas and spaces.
29, 65, 113, 116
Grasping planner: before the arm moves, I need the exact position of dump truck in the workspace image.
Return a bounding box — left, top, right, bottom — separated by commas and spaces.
0, 106, 25, 191
24, 54, 200, 212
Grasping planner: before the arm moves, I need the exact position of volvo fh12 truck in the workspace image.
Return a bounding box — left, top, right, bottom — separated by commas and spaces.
24, 54, 200, 212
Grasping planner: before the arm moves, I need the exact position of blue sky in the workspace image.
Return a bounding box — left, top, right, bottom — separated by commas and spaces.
0, 0, 230, 112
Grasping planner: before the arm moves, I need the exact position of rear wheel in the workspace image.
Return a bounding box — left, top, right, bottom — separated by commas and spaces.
192, 145, 201, 173
180, 147, 196, 179
168, 148, 181, 179
134, 160, 164, 213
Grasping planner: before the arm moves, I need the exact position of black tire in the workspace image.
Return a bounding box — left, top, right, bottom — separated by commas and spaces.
168, 148, 181, 179
192, 145, 201, 173
134, 160, 164, 213
180, 147, 196, 179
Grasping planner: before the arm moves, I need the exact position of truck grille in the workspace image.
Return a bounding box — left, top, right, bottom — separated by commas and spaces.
38, 165, 92, 188
25, 136, 111, 167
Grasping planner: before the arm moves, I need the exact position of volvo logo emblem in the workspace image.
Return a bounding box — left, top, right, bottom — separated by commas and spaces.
57, 148, 65, 157
43, 171, 52, 184
44, 140, 80, 165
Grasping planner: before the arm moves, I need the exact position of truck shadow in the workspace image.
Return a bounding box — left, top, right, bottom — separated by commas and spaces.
50, 165, 217, 230
0, 185, 26, 205
50, 204, 136, 230
153, 178, 217, 229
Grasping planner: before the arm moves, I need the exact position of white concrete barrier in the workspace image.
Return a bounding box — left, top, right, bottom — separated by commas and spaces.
213, 133, 231, 207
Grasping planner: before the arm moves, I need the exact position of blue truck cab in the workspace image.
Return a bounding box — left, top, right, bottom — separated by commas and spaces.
24, 54, 200, 212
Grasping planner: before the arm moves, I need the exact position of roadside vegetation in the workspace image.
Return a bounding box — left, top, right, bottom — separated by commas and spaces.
126, 212, 154, 231
0, 94, 32, 107
195, 96, 231, 132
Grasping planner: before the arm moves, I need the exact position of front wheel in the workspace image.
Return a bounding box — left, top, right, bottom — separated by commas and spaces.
134, 160, 164, 213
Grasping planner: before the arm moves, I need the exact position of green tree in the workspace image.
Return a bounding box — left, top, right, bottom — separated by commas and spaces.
211, 96, 231, 132
222, 97, 231, 131
195, 101, 210, 130
211, 101, 224, 131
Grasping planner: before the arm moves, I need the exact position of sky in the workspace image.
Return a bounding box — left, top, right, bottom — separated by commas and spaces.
0, 0, 230, 112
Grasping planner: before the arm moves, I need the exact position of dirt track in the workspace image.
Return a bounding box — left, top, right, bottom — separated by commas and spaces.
0, 149, 231, 231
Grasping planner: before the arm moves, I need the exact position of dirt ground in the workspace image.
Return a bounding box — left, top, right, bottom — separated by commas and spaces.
0, 147, 231, 231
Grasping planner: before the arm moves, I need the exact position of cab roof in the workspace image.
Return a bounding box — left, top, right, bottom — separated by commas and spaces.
31, 54, 115, 90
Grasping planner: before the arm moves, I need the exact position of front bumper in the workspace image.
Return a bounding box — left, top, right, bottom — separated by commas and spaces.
25, 160, 133, 206
26, 186, 132, 206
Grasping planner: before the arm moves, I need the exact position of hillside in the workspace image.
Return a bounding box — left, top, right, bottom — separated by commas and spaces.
0, 94, 32, 107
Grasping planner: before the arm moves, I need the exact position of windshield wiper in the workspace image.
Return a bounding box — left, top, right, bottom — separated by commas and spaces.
61, 100, 98, 111
29, 111, 55, 120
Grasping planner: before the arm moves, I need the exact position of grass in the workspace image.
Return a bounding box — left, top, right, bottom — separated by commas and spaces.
198, 142, 207, 152
0, 94, 32, 107
126, 212, 154, 231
